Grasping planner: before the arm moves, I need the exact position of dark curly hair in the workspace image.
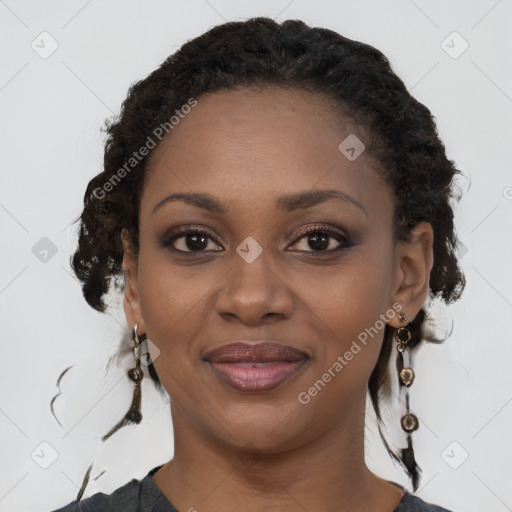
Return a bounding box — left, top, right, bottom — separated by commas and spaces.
66, 16, 466, 497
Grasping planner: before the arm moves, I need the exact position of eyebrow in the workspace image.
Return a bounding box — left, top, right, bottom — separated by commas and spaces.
151, 189, 367, 217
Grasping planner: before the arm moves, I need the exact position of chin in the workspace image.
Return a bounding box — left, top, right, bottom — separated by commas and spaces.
211, 406, 311, 451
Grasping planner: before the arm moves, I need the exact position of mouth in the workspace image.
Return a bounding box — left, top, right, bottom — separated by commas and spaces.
203, 341, 310, 392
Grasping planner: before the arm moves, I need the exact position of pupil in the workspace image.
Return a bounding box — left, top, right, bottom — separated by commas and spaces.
187, 234, 208, 250
309, 233, 328, 251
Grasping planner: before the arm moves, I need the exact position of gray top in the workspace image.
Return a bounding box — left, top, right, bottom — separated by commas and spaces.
50, 465, 453, 512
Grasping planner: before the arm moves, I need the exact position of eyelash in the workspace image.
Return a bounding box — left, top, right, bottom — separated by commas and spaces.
160, 225, 352, 256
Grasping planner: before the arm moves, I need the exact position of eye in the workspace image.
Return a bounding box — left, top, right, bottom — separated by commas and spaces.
289, 225, 351, 254
161, 228, 222, 253
160, 225, 352, 255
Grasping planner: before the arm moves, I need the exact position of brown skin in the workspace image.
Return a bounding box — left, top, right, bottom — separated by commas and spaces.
121, 87, 433, 512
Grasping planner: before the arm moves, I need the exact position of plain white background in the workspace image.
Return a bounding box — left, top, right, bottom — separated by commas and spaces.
1, 1, 511, 511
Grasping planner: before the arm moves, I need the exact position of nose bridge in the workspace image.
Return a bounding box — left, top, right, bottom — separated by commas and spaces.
230, 234, 277, 294
215, 233, 293, 322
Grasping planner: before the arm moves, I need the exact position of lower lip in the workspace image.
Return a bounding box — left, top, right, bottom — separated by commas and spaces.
207, 360, 308, 392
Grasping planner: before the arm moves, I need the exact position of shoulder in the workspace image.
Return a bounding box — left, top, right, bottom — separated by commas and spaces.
395, 493, 454, 512
48, 473, 147, 512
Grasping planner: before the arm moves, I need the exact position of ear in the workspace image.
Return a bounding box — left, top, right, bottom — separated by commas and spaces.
388, 221, 434, 327
121, 228, 146, 334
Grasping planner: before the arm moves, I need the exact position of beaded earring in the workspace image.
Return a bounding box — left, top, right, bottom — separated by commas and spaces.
395, 312, 421, 490
75, 324, 146, 500
102, 323, 145, 441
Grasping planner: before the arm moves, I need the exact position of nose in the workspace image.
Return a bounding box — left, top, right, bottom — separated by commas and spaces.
215, 245, 295, 326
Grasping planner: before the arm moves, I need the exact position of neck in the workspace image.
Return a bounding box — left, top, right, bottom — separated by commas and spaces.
152, 398, 405, 512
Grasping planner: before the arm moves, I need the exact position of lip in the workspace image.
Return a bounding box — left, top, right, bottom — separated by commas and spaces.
204, 341, 310, 392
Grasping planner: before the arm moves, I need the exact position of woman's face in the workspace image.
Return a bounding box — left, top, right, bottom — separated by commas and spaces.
122, 86, 431, 453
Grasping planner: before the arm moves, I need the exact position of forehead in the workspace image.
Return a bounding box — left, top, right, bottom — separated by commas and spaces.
141, 86, 391, 219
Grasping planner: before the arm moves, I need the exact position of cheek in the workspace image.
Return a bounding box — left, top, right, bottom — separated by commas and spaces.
298, 252, 392, 335
295, 255, 392, 387
136, 250, 196, 373
137, 237, 211, 332
136, 246, 228, 399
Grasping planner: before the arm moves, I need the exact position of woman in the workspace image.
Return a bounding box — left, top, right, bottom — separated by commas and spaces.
51, 16, 465, 512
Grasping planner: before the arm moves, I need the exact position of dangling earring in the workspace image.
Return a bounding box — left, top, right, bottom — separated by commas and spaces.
395, 312, 421, 490
102, 323, 145, 441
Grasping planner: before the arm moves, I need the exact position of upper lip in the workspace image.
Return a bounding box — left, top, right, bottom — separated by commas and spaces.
203, 341, 309, 363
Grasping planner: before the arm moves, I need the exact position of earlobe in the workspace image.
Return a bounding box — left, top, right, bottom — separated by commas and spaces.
389, 221, 434, 326
121, 228, 145, 333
